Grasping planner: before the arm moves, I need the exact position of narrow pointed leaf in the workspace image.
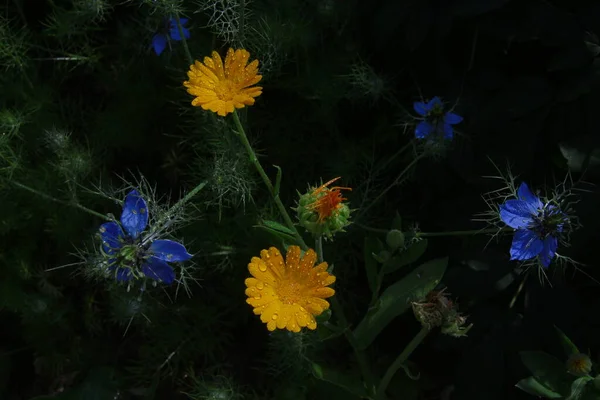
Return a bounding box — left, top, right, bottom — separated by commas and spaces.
516, 376, 562, 399
554, 325, 580, 357
364, 237, 384, 294
311, 363, 368, 398
520, 351, 572, 396
353, 257, 448, 350
382, 239, 429, 275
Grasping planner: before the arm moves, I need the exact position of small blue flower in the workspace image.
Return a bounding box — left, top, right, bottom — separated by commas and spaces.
413, 97, 463, 140
152, 17, 190, 56
98, 190, 192, 284
499, 182, 567, 267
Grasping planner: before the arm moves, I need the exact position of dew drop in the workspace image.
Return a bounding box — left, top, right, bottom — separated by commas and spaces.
272, 314, 278, 320
258, 263, 267, 272
257, 281, 264, 289
254, 295, 261, 300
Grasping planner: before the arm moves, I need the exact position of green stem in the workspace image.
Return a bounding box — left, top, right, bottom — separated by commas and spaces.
355, 139, 415, 193
232, 110, 308, 250
174, 14, 194, 67
376, 327, 430, 400
316, 236, 376, 397
355, 223, 511, 238
13, 181, 111, 221
152, 181, 207, 230
357, 153, 424, 221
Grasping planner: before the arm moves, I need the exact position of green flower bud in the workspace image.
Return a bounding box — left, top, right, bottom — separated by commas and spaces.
386, 229, 405, 250
295, 178, 352, 240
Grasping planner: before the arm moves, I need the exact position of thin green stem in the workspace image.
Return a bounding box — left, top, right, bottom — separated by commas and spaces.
355, 139, 415, 193
232, 110, 308, 250
316, 236, 375, 397
355, 223, 512, 238
153, 181, 207, 230
376, 327, 430, 400
173, 14, 194, 67
13, 181, 111, 221
357, 153, 424, 221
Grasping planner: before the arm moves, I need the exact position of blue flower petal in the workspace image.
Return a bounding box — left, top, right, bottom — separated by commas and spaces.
152, 34, 167, 56
517, 182, 543, 211
149, 239, 193, 262
169, 25, 190, 41
510, 229, 544, 261
415, 121, 433, 139
109, 266, 134, 282
499, 199, 536, 229
120, 190, 149, 239
99, 221, 124, 255
142, 257, 175, 284
178, 18, 189, 26
428, 97, 443, 109
444, 112, 463, 125
539, 235, 558, 267
413, 101, 428, 116
442, 123, 454, 140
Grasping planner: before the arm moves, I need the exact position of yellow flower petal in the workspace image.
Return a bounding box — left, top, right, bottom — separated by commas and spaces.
245, 245, 337, 333
183, 48, 262, 116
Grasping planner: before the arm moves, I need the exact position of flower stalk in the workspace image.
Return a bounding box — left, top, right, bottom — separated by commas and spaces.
232, 110, 308, 250
316, 236, 376, 398
13, 181, 111, 221
376, 327, 430, 400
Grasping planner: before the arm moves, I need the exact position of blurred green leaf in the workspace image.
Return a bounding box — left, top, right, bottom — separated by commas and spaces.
364, 237, 384, 294
554, 325, 580, 357
311, 363, 368, 398
520, 351, 572, 396
382, 239, 428, 275
353, 257, 448, 350
516, 376, 562, 399
567, 376, 594, 400
390, 212, 402, 230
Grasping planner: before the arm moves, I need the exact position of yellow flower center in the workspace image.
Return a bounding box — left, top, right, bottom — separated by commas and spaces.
214, 79, 236, 101
276, 278, 306, 305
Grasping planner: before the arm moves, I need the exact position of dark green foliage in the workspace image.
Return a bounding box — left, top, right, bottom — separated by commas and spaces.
1, 0, 600, 399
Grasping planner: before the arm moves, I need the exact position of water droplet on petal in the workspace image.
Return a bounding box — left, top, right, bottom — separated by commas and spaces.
272, 314, 278, 320
257, 281, 264, 289
258, 263, 267, 272
254, 295, 261, 300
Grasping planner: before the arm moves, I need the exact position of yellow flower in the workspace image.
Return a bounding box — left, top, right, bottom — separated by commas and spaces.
245, 246, 336, 332
183, 48, 262, 117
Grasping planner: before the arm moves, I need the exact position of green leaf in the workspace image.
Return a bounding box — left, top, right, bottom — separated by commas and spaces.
567, 376, 594, 400
353, 257, 448, 350
520, 351, 572, 396
382, 239, 428, 275
254, 220, 298, 243
554, 325, 580, 357
516, 376, 562, 399
311, 363, 368, 398
364, 237, 384, 294
273, 165, 282, 196
390, 212, 402, 230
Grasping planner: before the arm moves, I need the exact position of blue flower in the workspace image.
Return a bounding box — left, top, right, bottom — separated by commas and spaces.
98, 190, 192, 284
152, 17, 190, 56
413, 97, 463, 140
499, 182, 567, 267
